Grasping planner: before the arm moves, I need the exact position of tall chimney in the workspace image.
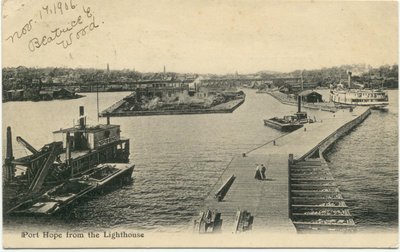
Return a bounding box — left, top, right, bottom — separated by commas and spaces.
297, 95, 301, 113
347, 71, 352, 89
79, 106, 85, 129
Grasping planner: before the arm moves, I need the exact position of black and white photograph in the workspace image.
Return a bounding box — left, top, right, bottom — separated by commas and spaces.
2, 0, 398, 248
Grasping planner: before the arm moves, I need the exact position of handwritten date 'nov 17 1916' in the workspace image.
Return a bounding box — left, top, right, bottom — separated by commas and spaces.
28, 5, 100, 52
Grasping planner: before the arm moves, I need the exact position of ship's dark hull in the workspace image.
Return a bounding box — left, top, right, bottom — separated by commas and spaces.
7, 164, 134, 216
264, 119, 303, 132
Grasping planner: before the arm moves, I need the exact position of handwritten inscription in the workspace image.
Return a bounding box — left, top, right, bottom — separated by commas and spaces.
5, 0, 101, 52
40, 0, 77, 18
5, 19, 34, 43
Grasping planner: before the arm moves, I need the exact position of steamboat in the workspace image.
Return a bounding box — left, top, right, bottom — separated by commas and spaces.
330, 71, 389, 109
3, 106, 133, 215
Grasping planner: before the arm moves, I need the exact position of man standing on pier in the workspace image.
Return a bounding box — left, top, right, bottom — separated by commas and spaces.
261, 164, 267, 180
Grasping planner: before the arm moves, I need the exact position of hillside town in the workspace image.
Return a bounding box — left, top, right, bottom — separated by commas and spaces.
2, 64, 398, 102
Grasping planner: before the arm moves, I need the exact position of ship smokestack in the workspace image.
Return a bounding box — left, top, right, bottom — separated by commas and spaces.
6, 126, 14, 162
297, 95, 301, 113
79, 106, 85, 129
347, 71, 352, 89
301, 70, 304, 91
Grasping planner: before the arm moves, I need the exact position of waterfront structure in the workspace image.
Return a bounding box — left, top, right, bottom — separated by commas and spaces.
3, 87, 82, 102
197, 106, 371, 233
298, 90, 323, 103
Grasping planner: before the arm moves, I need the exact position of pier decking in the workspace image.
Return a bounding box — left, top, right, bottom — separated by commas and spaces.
197, 106, 371, 233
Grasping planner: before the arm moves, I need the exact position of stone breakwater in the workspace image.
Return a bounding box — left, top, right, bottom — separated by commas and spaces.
195, 106, 371, 233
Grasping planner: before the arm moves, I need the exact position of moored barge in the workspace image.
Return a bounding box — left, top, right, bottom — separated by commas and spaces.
264, 96, 313, 132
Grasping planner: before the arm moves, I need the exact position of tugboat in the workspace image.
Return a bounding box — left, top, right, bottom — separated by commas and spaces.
3, 106, 133, 214
264, 96, 313, 132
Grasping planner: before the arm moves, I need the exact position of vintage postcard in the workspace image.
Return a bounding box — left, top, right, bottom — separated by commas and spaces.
2, 0, 398, 248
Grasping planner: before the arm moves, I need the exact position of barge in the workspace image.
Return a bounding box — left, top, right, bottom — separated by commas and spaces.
264, 96, 313, 132
3, 106, 132, 214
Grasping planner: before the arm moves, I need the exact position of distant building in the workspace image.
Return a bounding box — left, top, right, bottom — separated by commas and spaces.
298, 90, 323, 103
53, 88, 77, 99
3, 89, 24, 101
134, 81, 187, 99
39, 90, 54, 100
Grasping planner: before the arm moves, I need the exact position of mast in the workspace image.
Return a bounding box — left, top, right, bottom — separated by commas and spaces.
301, 70, 304, 91
96, 83, 99, 122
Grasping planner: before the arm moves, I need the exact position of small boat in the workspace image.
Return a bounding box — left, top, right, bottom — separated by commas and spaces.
7, 163, 134, 215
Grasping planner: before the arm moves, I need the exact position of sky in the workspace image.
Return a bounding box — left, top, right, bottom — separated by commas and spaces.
2, 0, 399, 74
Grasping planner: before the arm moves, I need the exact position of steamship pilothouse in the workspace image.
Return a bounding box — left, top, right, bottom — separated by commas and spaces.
3, 106, 133, 214
330, 71, 389, 109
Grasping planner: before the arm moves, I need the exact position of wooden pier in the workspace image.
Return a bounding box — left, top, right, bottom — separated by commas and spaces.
196, 107, 371, 233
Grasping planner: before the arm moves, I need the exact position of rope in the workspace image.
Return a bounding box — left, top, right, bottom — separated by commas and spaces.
245, 133, 291, 155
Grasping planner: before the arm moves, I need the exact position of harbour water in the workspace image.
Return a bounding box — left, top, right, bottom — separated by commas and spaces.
3, 89, 398, 233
